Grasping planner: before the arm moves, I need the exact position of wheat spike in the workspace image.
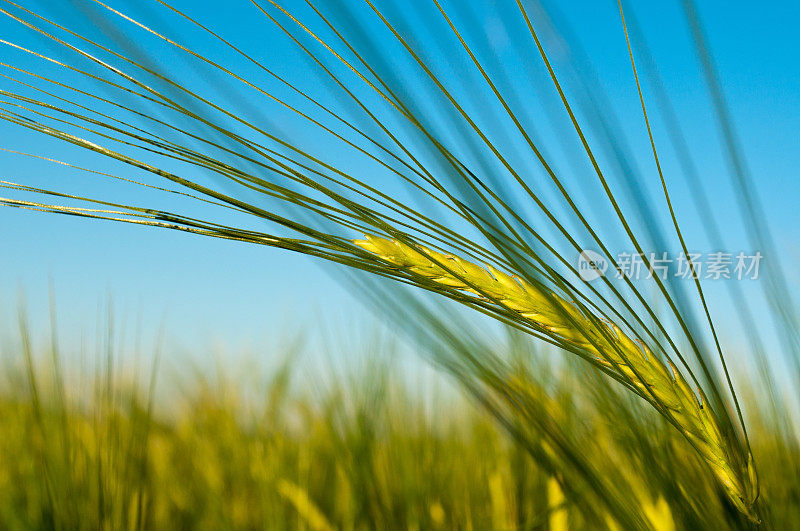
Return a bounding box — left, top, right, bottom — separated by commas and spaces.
354, 235, 756, 520
277, 479, 334, 531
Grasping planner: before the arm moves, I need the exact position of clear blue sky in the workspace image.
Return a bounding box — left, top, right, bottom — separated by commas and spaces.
1, 0, 798, 362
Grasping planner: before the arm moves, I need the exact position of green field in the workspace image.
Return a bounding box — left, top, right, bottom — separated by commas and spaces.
2, 319, 797, 530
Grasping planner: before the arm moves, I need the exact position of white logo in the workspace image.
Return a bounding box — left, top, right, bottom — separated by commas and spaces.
578, 250, 607, 282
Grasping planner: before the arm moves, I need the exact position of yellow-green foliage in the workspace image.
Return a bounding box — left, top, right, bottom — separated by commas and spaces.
0, 348, 527, 530
0, 330, 797, 530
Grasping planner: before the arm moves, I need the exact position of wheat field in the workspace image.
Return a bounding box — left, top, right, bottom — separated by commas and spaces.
1, 0, 798, 528
1, 320, 798, 530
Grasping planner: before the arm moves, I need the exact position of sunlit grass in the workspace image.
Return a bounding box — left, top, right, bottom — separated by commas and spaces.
1, 0, 797, 527
1, 320, 798, 530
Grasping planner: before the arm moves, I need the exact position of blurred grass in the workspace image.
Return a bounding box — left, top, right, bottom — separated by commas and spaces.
1, 317, 798, 530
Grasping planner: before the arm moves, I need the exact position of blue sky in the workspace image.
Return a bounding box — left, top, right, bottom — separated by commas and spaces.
1, 0, 798, 363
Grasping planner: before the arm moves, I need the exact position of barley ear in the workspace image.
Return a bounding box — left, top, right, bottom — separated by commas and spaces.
354, 235, 756, 521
